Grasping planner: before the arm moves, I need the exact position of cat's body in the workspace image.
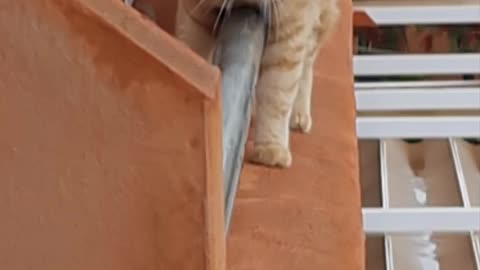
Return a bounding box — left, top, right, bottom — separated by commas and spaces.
176, 0, 338, 168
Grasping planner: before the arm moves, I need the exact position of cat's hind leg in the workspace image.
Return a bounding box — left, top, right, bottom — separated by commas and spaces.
250, 44, 306, 168
290, 55, 314, 133
290, 3, 339, 134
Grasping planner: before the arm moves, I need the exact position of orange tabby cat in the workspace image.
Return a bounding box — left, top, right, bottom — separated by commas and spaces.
176, 0, 338, 168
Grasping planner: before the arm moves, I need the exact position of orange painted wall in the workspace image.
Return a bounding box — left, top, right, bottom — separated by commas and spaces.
0, 0, 224, 269
0, 0, 362, 269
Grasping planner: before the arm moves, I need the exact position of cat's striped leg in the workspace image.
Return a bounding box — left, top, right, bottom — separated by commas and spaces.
290, 5, 339, 134
290, 56, 314, 133
250, 43, 306, 168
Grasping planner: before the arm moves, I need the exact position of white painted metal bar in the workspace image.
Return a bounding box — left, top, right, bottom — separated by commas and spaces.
380, 140, 390, 209
357, 116, 480, 138
450, 138, 480, 269
356, 87, 480, 111
451, 139, 480, 205
379, 140, 395, 270
363, 207, 480, 233
354, 53, 480, 76
355, 2, 480, 268
371, 139, 480, 269
385, 236, 394, 270
450, 139, 474, 208
473, 232, 480, 270
354, 1, 480, 25
450, 139, 480, 206
376, 140, 480, 270
355, 80, 480, 90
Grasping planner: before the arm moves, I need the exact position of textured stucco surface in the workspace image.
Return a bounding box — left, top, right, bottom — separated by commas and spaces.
0, 0, 224, 269
0, 0, 363, 269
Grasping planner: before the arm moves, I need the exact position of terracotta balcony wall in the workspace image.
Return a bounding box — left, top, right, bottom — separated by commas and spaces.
0, 1, 224, 269
0, 0, 363, 269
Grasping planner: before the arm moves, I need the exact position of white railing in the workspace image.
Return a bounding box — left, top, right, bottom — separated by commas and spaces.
354, 1, 480, 269
363, 207, 480, 233
363, 139, 480, 270
354, 54, 480, 76
357, 116, 480, 139
356, 82, 480, 111
354, 0, 480, 25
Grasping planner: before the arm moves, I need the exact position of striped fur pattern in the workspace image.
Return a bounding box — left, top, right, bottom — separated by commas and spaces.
176, 0, 339, 168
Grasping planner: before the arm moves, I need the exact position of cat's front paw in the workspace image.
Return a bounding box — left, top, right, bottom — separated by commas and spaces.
289, 112, 312, 133
250, 143, 292, 168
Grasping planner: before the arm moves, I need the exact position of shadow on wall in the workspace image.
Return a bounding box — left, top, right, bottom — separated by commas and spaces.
131, 0, 178, 34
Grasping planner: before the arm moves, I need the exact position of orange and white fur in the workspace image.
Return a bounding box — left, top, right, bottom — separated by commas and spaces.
176, 0, 338, 168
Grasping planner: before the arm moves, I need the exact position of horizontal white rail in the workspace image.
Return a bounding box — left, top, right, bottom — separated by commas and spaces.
357, 116, 480, 138
355, 80, 480, 90
356, 87, 480, 111
354, 0, 480, 25
363, 207, 480, 233
354, 54, 480, 76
